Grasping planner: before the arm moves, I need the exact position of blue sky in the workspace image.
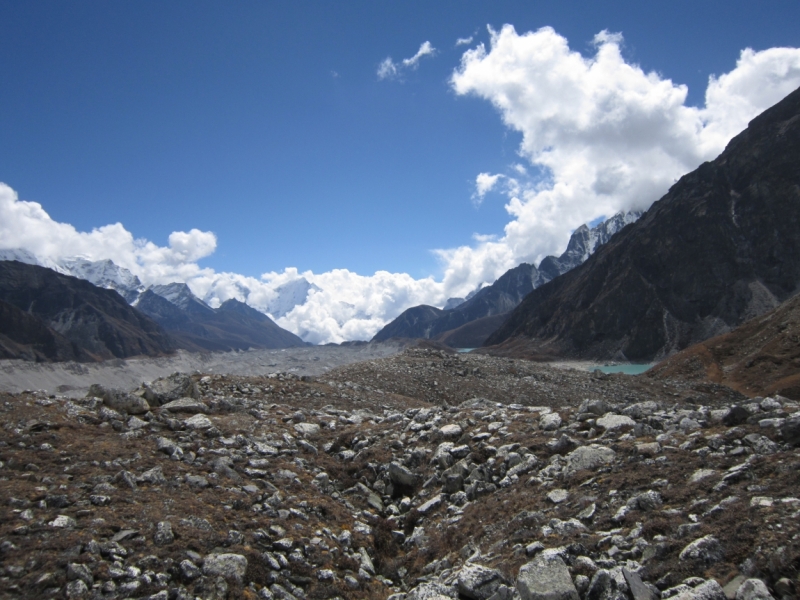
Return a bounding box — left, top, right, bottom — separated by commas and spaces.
1, 1, 800, 342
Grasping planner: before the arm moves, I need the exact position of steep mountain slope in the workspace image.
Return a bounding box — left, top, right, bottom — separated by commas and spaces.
370, 305, 445, 342
372, 212, 639, 345
57, 257, 145, 303
647, 293, 800, 400
0, 299, 83, 361
136, 288, 306, 352
0, 261, 175, 361
487, 86, 800, 361
0, 250, 146, 303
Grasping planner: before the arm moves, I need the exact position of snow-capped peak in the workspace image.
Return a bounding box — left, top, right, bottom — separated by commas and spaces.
148, 283, 210, 311
266, 278, 320, 319
57, 256, 145, 303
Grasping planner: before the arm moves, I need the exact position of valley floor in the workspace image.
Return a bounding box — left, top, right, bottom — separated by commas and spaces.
0, 347, 797, 599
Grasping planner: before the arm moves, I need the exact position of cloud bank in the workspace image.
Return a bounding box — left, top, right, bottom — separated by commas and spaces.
3, 26, 799, 344
445, 26, 800, 280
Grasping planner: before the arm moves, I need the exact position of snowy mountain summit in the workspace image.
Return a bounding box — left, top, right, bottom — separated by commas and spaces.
266, 277, 320, 319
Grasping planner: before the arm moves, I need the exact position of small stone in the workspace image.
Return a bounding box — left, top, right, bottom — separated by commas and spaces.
65, 579, 89, 599
180, 559, 201, 581
750, 497, 773, 508
546, 489, 569, 504
67, 562, 94, 585
596, 414, 636, 431
689, 469, 718, 483
184, 414, 213, 430
540, 413, 562, 431
49, 515, 77, 528
389, 461, 418, 487
635, 442, 661, 456
735, 578, 775, 600
139, 466, 166, 485
293, 422, 320, 436
457, 563, 505, 600
679, 535, 723, 566
89, 494, 111, 506
96, 387, 150, 415
185, 474, 210, 488
565, 445, 616, 474
417, 494, 443, 515
440, 424, 463, 439
153, 521, 174, 546
516, 554, 579, 600
160, 397, 207, 414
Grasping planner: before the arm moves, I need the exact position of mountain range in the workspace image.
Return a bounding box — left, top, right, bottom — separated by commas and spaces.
134, 284, 306, 351
0, 261, 306, 360
372, 211, 640, 346
486, 85, 800, 361
0, 260, 174, 361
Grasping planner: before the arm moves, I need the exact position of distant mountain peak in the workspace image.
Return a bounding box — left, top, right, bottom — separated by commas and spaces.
267, 278, 320, 319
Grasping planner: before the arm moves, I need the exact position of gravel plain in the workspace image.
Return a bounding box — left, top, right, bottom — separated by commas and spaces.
0, 342, 408, 397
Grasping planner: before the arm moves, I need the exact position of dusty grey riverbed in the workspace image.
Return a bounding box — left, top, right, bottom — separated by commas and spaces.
0, 342, 407, 397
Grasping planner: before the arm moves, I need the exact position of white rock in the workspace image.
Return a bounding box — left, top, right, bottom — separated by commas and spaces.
540, 413, 563, 431
596, 414, 635, 431
546, 489, 569, 504
294, 422, 320, 436
440, 424, 463, 439
49, 515, 77, 528
565, 445, 616, 474
689, 469, 718, 483
202, 553, 248, 583
184, 414, 213, 430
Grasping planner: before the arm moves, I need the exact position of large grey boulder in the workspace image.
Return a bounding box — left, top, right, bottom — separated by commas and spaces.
672, 580, 727, 600
516, 554, 580, 600
679, 535, 724, 566
780, 415, 800, 446
735, 579, 775, 600
456, 564, 505, 599
160, 398, 208, 414
565, 445, 616, 475
585, 568, 628, 600
389, 462, 418, 487
143, 373, 199, 406
405, 582, 457, 599
596, 414, 635, 432
88, 384, 150, 415
202, 553, 248, 583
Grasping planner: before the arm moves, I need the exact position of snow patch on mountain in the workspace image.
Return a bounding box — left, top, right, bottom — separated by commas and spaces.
0, 249, 145, 303
148, 283, 211, 312
58, 257, 145, 303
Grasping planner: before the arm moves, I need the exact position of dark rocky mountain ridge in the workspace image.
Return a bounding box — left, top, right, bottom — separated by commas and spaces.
486, 86, 800, 361
373, 211, 639, 346
135, 287, 306, 352
0, 260, 175, 361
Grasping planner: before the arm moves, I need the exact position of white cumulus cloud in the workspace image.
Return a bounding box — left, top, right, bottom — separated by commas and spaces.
456, 36, 474, 47
472, 172, 503, 205
3, 27, 799, 345
446, 25, 800, 275
378, 41, 436, 80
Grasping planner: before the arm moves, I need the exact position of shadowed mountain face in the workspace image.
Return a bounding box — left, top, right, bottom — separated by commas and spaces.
0, 261, 175, 361
372, 212, 639, 346
136, 289, 306, 352
647, 293, 800, 400
486, 86, 800, 361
